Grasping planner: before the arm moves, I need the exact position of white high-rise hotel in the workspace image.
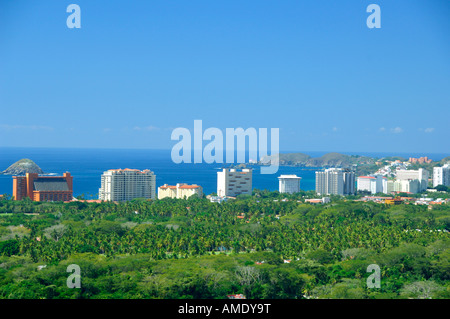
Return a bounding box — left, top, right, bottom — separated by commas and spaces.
433, 164, 450, 187
278, 175, 301, 194
217, 168, 252, 197
99, 168, 156, 201
315, 168, 355, 196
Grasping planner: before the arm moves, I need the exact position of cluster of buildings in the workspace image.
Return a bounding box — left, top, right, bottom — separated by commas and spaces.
357, 168, 429, 195
373, 160, 409, 177
9, 161, 450, 203
357, 195, 450, 208
9, 166, 298, 203
357, 165, 450, 195
10, 168, 203, 203
409, 157, 432, 164
98, 168, 205, 201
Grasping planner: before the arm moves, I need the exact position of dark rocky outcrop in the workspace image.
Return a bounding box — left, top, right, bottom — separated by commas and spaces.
1, 159, 44, 175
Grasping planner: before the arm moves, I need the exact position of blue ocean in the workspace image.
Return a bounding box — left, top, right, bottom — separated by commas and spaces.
0, 148, 448, 198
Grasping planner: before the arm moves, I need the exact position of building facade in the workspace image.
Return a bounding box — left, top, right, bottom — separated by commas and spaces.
396, 168, 429, 192
357, 175, 387, 194
13, 172, 73, 202
99, 168, 156, 201
343, 169, 356, 195
409, 157, 432, 164
278, 175, 301, 194
217, 168, 252, 197
433, 164, 450, 187
158, 183, 203, 199
315, 168, 355, 196
386, 179, 421, 194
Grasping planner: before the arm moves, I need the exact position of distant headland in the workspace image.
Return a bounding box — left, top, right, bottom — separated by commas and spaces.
257, 152, 450, 168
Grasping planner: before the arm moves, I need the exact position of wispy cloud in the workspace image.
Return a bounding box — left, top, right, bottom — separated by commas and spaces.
133, 126, 160, 131
391, 127, 403, 134
332, 127, 338, 132
0, 124, 54, 131
424, 128, 434, 133
379, 127, 386, 132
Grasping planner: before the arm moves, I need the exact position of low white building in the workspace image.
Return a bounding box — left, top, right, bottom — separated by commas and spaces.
357, 175, 387, 194
158, 183, 203, 199
209, 196, 227, 203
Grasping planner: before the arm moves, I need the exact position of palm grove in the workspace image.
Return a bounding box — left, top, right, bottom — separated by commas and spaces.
0, 191, 449, 299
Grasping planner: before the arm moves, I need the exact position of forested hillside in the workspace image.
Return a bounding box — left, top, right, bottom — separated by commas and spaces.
0, 193, 449, 299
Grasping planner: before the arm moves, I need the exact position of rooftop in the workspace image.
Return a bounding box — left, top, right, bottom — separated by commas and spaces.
33, 178, 70, 192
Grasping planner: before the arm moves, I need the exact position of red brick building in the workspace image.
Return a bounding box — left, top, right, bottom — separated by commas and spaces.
13, 172, 73, 202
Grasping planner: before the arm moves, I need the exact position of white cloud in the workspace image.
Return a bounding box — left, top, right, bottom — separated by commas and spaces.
424, 128, 434, 133
332, 127, 338, 132
379, 127, 386, 132
391, 127, 403, 134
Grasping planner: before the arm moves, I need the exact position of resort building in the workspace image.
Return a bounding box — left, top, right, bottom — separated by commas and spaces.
396, 168, 429, 192
278, 175, 301, 194
433, 164, 450, 187
217, 168, 252, 197
386, 179, 421, 194
12, 172, 73, 202
409, 157, 432, 164
158, 183, 203, 199
357, 175, 387, 194
98, 168, 156, 201
315, 168, 355, 196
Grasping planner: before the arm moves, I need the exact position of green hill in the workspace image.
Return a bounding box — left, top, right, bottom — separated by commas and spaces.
259, 152, 375, 167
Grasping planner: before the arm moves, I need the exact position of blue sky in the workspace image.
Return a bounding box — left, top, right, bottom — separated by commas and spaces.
0, 0, 449, 154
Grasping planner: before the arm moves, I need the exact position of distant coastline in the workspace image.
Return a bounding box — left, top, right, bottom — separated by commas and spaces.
1, 148, 449, 197
253, 152, 450, 168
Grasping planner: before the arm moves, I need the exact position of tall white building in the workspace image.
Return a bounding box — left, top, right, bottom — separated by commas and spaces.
217, 168, 252, 197
396, 168, 429, 192
433, 164, 450, 187
315, 168, 355, 196
357, 175, 387, 194
99, 168, 156, 201
278, 175, 301, 194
